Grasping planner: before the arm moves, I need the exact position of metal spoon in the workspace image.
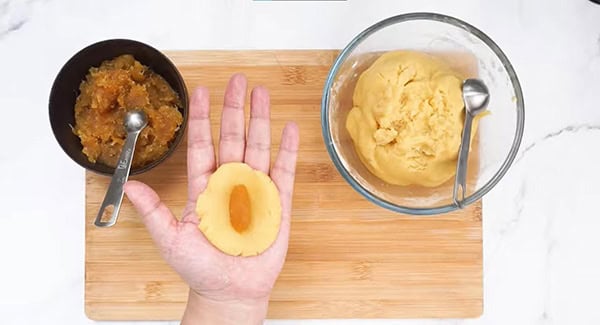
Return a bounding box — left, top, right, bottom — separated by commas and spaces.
453, 79, 489, 207
94, 110, 148, 227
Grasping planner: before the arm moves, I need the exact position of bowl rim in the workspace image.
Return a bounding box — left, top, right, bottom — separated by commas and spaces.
48, 38, 189, 176
321, 12, 525, 215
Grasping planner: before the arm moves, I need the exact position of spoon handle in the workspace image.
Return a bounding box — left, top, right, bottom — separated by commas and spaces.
94, 130, 142, 227
453, 112, 474, 207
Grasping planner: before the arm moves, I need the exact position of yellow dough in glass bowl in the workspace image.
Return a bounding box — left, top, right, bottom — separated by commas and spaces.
196, 162, 282, 256
346, 51, 481, 187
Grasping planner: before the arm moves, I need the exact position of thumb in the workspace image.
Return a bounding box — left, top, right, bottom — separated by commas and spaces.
124, 180, 177, 255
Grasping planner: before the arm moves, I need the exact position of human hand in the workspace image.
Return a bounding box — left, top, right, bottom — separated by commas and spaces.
124, 74, 300, 324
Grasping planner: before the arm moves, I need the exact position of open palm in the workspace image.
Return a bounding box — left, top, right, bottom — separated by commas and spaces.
124, 74, 299, 305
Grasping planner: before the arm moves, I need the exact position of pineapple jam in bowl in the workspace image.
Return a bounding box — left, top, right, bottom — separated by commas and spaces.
321, 13, 524, 215
49, 39, 189, 176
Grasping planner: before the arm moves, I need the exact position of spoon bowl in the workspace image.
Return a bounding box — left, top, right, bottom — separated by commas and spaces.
124, 110, 148, 132
463, 79, 490, 114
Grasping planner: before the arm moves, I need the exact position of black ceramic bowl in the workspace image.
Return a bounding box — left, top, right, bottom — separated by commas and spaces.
49, 39, 189, 176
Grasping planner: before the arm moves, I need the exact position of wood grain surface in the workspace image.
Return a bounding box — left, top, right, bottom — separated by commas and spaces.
85, 50, 482, 320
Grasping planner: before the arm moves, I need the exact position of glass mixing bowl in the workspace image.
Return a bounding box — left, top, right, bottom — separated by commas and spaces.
321, 13, 524, 215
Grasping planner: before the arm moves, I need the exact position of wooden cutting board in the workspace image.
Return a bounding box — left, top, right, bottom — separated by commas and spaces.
85, 50, 482, 320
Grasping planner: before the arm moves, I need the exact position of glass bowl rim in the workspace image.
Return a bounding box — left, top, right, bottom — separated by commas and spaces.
320, 12, 525, 215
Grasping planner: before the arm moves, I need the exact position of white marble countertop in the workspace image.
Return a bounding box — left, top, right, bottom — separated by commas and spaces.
2, 0, 600, 324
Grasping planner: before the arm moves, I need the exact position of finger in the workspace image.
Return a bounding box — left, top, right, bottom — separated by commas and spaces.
187, 86, 216, 203
219, 73, 247, 165
124, 181, 177, 258
270, 122, 300, 224
244, 86, 271, 173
